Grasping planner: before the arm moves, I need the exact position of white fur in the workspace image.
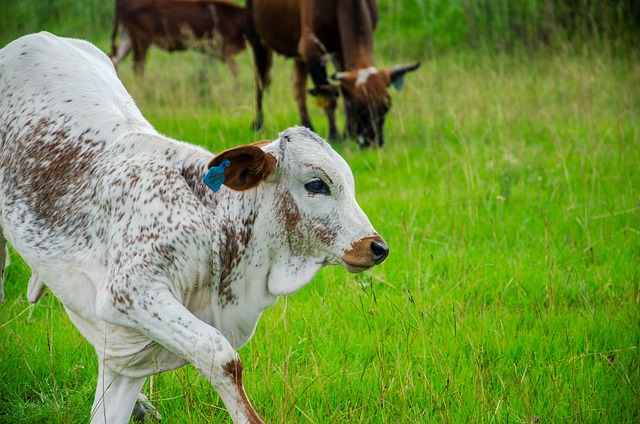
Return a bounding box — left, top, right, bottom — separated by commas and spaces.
355, 66, 379, 86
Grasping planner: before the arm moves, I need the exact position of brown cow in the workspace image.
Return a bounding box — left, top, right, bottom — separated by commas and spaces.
245, 0, 419, 147
110, 0, 247, 76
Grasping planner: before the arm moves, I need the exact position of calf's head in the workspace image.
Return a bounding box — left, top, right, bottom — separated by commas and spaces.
207, 127, 388, 295
332, 62, 420, 148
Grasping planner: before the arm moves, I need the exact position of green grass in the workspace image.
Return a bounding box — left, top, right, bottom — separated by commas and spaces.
1, 2, 639, 423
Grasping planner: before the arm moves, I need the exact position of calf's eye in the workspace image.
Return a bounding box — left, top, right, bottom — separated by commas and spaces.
304, 179, 331, 195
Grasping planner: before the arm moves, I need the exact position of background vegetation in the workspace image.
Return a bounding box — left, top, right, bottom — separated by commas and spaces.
1, 0, 638, 423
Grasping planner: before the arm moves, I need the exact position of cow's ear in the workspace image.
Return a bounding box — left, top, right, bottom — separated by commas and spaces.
206, 145, 276, 192
384, 62, 420, 91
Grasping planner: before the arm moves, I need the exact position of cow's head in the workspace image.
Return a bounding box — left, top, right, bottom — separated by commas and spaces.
331, 62, 420, 148
206, 127, 388, 296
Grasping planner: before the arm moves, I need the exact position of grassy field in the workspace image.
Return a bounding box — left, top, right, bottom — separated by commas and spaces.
1, 1, 639, 423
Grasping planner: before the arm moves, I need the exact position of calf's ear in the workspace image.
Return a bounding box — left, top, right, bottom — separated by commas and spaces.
206, 145, 276, 192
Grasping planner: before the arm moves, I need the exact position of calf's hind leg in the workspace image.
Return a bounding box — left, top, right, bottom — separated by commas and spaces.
90, 362, 147, 424
132, 392, 162, 422
0, 229, 45, 306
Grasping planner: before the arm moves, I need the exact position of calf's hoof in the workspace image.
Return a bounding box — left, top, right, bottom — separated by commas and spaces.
132, 393, 162, 422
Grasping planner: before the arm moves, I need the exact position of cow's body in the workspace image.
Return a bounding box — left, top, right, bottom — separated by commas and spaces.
0, 32, 387, 423
246, 0, 419, 147
110, 0, 247, 76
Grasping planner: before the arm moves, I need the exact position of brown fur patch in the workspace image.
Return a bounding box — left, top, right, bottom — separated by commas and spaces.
16, 118, 103, 237
218, 210, 255, 306
336, 70, 390, 106
222, 360, 264, 424
279, 191, 300, 232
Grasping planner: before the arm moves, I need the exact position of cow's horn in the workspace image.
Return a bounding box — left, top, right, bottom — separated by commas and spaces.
388, 62, 421, 79
331, 72, 347, 82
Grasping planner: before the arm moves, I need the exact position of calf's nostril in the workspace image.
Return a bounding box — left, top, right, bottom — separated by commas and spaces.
370, 241, 389, 264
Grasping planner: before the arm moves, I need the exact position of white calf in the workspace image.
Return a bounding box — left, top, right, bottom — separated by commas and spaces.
0, 32, 388, 423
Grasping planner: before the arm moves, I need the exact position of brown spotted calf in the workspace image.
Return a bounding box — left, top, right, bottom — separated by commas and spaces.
0, 32, 388, 423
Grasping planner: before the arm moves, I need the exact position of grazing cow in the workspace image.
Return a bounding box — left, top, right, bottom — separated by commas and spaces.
0, 32, 389, 424
246, 0, 420, 147
110, 0, 247, 76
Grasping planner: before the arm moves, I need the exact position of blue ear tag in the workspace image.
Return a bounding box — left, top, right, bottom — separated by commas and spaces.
392, 76, 405, 91
203, 159, 231, 192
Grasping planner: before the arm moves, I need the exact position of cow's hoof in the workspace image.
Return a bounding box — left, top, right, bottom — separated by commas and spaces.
132, 393, 162, 422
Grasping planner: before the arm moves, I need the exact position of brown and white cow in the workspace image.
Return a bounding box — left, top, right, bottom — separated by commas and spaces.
246, 0, 420, 147
110, 0, 247, 76
0, 32, 388, 423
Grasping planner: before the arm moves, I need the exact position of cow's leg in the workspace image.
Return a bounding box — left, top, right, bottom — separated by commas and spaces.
132, 39, 150, 76
246, 18, 272, 132
299, 23, 340, 141
307, 58, 339, 142
97, 287, 263, 424
252, 46, 273, 132
323, 94, 339, 142
90, 362, 147, 424
311, 60, 339, 141
293, 60, 313, 131
225, 56, 240, 88
111, 29, 132, 69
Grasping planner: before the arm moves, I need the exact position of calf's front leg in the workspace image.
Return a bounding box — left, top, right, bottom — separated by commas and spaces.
96, 287, 263, 424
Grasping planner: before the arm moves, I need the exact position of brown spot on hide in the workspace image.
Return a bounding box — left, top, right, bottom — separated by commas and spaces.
338, 70, 391, 106
279, 191, 300, 232
16, 117, 104, 237
222, 360, 264, 424
313, 222, 337, 246
218, 210, 256, 306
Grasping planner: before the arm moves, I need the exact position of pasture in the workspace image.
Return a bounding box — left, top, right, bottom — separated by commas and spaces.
1, 1, 639, 422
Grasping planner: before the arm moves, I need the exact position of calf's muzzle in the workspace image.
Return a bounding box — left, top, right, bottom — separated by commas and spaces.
342, 235, 389, 273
